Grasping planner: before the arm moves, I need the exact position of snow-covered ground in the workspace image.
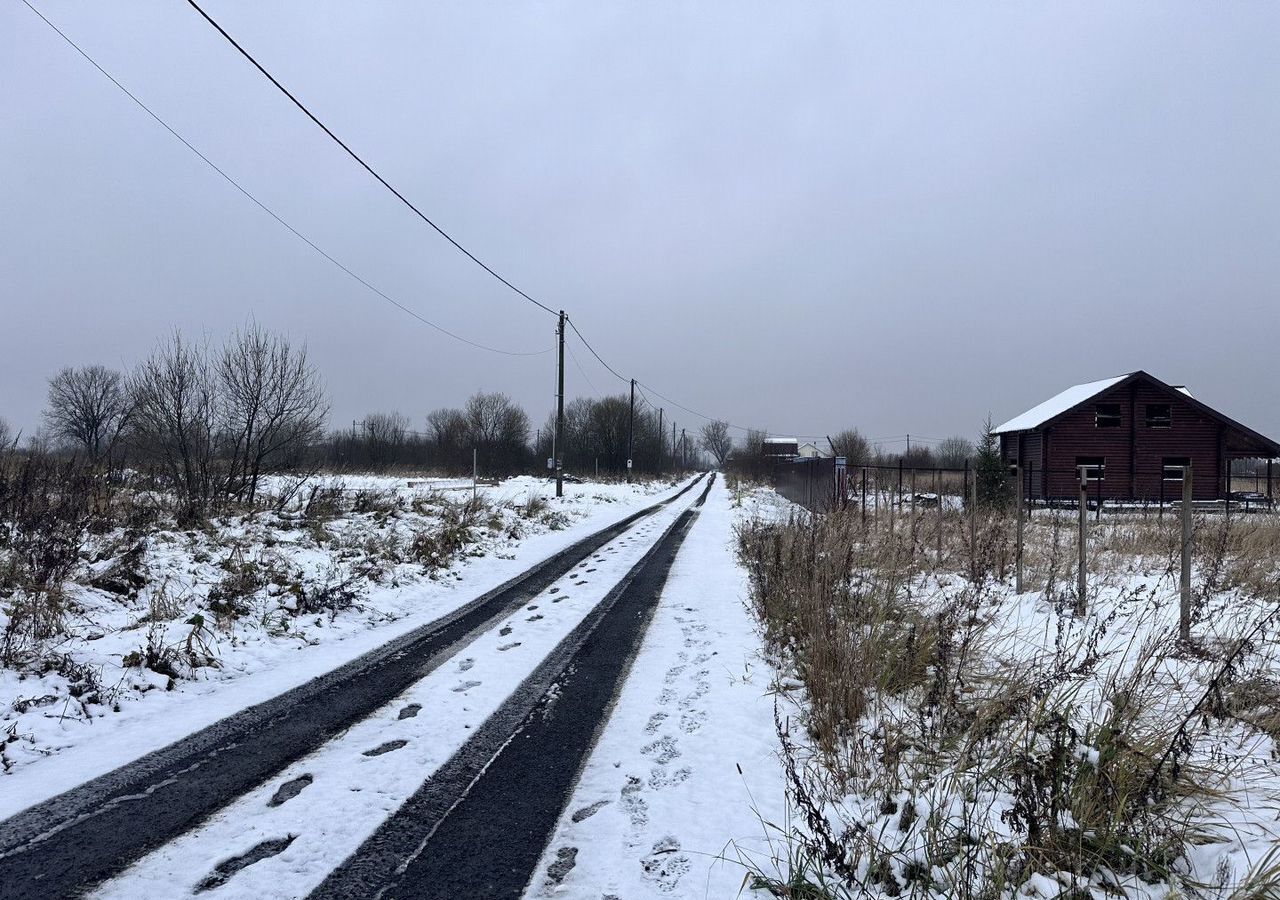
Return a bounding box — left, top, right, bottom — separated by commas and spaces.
523, 476, 787, 898
80, 477, 787, 899
734, 487, 1280, 899
0, 474, 683, 818
91, 486, 702, 899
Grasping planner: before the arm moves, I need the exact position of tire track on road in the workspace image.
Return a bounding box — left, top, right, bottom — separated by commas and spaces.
312, 474, 717, 899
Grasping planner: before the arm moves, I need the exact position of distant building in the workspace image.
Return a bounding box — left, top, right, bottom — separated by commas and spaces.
797, 441, 831, 459
762, 437, 799, 458
994, 370, 1278, 501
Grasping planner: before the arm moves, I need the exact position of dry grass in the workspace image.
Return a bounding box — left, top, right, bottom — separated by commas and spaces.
737, 501, 1280, 899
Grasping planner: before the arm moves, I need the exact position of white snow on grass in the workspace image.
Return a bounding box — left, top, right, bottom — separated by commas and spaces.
523, 476, 787, 899
91, 487, 704, 899
0, 474, 686, 820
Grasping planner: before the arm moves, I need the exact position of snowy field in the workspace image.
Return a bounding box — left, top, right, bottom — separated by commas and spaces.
0, 473, 682, 816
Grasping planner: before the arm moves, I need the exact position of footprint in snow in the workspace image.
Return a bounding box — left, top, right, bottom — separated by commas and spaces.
548, 587, 560, 594
526, 604, 538, 611
528, 614, 544, 622
648, 766, 692, 790
571, 800, 610, 823
398, 703, 422, 720
267, 774, 313, 807
679, 711, 705, 734
499, 626, 514, 637
195, 836, 297, 893
458, 657, 475, 672
640, 836, 690, 892
498, 642, 521, 651
452, 680, 482, 693
621, 776, 649, 828
641, 736, 681, 765
363, 739, 408, 757
644, 712, 668, 734
544, 846, 578, 887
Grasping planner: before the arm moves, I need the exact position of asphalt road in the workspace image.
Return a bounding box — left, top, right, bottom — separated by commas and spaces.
0, 475, 705, 900
312, 474, 716, 899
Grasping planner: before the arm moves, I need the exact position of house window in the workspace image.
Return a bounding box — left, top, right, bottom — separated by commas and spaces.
1163, 457, 1191, 481
1095, 403, 1121, 428
1146, 404, 1172, 428
1076, 456, 1105, 482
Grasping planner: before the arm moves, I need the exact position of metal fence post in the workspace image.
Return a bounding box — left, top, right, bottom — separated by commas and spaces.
969, 467, 978, 581
1015, 463, 1024, 593
1076, 467, 1088, 615
861, 467, 867, 527
1180, 463, 1193, 643
910, 468, 917, 537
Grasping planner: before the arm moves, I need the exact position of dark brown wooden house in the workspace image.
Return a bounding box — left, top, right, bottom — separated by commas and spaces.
994, 371, 1279, 502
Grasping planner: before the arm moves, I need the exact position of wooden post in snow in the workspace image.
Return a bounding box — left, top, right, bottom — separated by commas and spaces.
1015, 463, 1024, 594
1180, 463, 1193, 643
969, 467, 978, 582
1076, 466, 1088, 616
934, 468, 942, 563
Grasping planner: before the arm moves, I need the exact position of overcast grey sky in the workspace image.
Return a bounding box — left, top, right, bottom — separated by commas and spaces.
3, 1, 1278, 452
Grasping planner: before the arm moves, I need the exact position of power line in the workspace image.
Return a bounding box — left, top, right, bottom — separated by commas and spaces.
19, 0, 550, 359
184, 0, 557, 318
565, 318, 628, 385
566, 315, 824, 439
565, 342, 599, 396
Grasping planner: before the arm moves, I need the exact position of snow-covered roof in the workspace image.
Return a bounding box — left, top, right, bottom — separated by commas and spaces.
994, 374, 1131, 434
763, 437, 797, 444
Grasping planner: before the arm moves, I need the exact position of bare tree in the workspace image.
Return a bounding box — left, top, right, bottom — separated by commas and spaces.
43, 365, 132, 462
427, 406, 469, 471
829, 428, 871, 465
464, 392, 530, 474
0, 416, 11, 452
218, 323, 328, 504
129, 333, 219, 521
700, 419, 733, 467
361, 412, 409, 468
935, 436, 975, 469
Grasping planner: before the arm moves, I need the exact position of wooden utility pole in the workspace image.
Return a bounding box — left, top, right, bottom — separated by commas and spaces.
1180, 463, 1193, 642
627, 378, 635, 483
555, 310, 565, 498
1015, 463, 1024, 593
1076, 466, 1088, 615
681, 428, 687, 470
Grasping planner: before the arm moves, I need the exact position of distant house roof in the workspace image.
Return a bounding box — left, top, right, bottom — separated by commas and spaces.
994, 375, 1130, 434
994, 371, 1279, 457
764, 437, 797, 444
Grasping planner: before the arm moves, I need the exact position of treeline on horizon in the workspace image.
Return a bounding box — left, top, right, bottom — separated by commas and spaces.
0, 322, 1008, 518
0, 324, 714, 519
